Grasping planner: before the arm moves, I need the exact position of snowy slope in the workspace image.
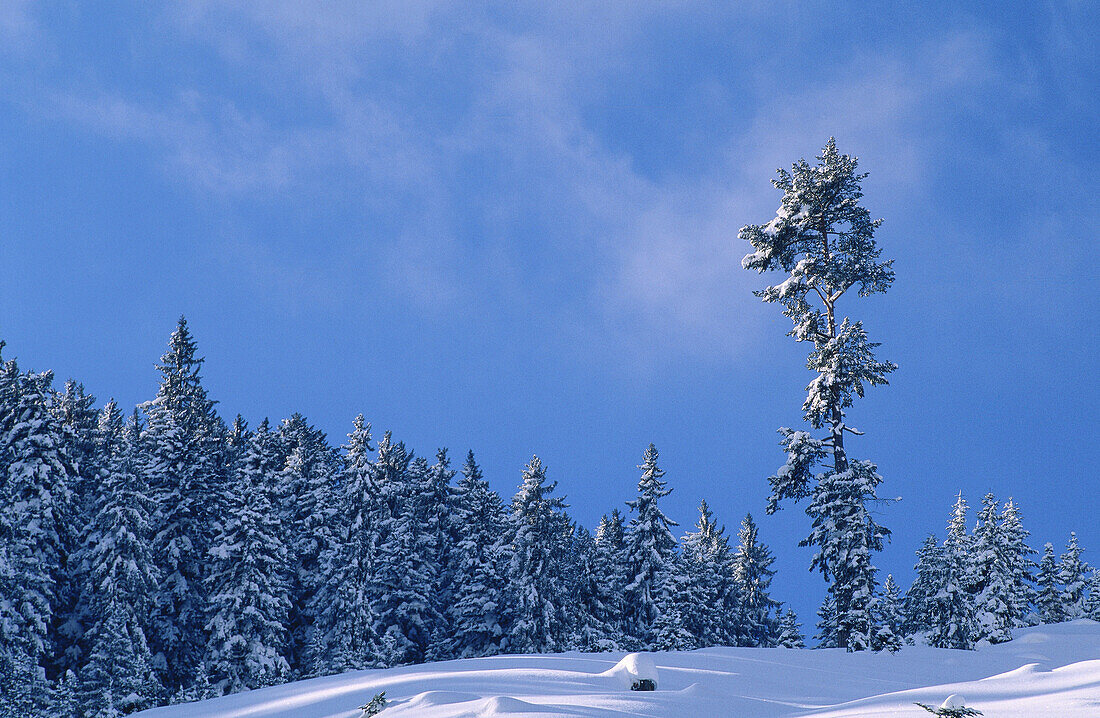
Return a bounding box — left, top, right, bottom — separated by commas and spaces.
137, 620, 1100, 718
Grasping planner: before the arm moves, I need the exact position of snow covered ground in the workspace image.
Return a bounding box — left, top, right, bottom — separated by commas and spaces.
138, 620, 1100, 718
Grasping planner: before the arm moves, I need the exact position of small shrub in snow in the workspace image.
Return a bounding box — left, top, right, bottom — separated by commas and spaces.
915, 694, 983, 716
359, 691, 388, 716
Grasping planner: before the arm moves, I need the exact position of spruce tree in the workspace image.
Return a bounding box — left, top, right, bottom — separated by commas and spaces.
371, 446, 441, 666
143, 317, 226, 690
50, 381, 98, 679
927, 495, 975, 649
423, 448, 457, 661
0, 355, 74, 710
680, 501, 736, 647
593, 510, 629, 643
871, 574, 903, 652
732, 512, 779, 647
815, 595, 838, 648
777, 609, 805, 649
503, 456, 570, 654
568, 525, 617, 651
998, 500, 1035, 628
1035, 542, 1064, 624
742, 139, 895, 651
204, 419, 292, 694
276, 413, 339, 675
904, 534, 942, 636
78, 411, 161, 712
311, 415, 380, 675
623, 444, 678, 647
448, 451, 508, 658
1058, 532, 1091, 619
970, 494, 1017, 643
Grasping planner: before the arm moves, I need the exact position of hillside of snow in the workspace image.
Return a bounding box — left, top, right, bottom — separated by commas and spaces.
137, 620, 1100, 718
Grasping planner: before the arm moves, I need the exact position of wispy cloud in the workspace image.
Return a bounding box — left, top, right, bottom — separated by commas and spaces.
3, 4, 1008, 360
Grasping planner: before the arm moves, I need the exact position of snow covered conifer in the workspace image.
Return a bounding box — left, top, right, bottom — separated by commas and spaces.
680, 501, 736, 646
998, 500, 1035, 628
143, 317, 226, 690
1036, 542, 1064, 624
371, 448, 442, 666
78, 411, 161, 711
802, 461, 888, 651
1058, 532, 1091, 619
741, 139, 895, 652
503, 455, 571, 654
311, 415, 380, 674
568, 525, 618, 651
904, 534, 943, 636
0, 356, 74, 710
815, 595, 838, 648
777, 609, 805, 649
623, 444, 678, 646
448, 451, 508, 658
204, 419, 292, 694
593, 510, 629, 641
276, 413, 340, 674
871, 574, 903, 653
732, 512, 779, 647
927, 495, 976, 649
970, 494, 1019, 644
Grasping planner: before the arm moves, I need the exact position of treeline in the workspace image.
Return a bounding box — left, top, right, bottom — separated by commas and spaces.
0, 319, 790, 716
886, 493, 1098, 650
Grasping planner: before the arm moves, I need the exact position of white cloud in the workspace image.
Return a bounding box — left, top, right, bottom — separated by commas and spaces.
5, 4, 1005, 360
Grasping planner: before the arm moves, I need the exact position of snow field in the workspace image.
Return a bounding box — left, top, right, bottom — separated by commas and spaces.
136, 620, 1100, 718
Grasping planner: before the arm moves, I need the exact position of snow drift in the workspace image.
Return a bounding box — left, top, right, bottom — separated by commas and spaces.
136, 620, 1100, 718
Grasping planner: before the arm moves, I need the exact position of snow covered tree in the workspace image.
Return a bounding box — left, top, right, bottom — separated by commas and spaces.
311, 415, 380, 675
777, 609, 805, 648
998, 500, 1035, 628
593, 510, 629, 642
742, 139, 895, 652
1083, 571, 1100, 620
567, 525, 618, 651
1058, 532, 1091, 619
276, 413, 340, 674
204, 419, 292, 695
732, 512, 779, 647
370, 443, 442, 666
142, 317, 226, 690
448, 451, 508, 658
77, 411, 161, 711
680, 501, 737, 647
623, 444, 678, 646
871, 574, 903, 652
503, 455, 571, 654
0, 354, 74, 710
802, 461, 888, 651
814, 595, 838, 648
969, 494, 1021, 644
904, 534, 942, 636
926, 495, 976, 649
1035, 542, 1065, 624
49, 380, 98, 678
650, 555, 696, 652
81, 597, 161, 714
423, 448, 458, 661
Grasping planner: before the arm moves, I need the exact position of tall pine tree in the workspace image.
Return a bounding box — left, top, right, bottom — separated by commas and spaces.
742, 139, 895, 651
623, 444, 678, 647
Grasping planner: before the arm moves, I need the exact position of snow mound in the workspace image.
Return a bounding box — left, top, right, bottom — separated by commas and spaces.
599, 652, 659, 690
406, 690, 482, 706
477, 696, 555, 715
940, 694, 966, 709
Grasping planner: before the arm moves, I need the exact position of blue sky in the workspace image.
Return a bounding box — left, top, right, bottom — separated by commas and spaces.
2, 2, 1097, 628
